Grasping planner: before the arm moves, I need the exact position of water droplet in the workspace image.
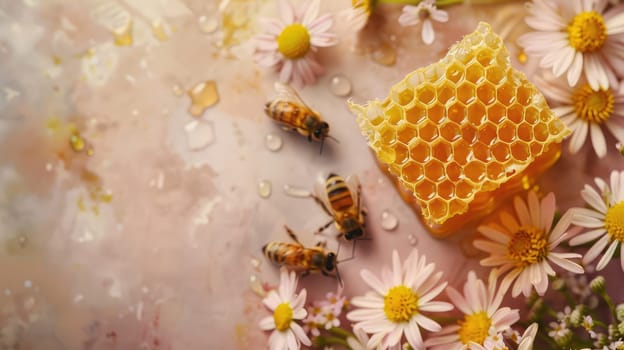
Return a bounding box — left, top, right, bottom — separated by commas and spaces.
172, 84, 184, 96
258, 180, 272, 198
380, 210, 398, 231
517, 51, 528, 64
199, 15, 219, 33
188, 80, 219, 117
249, 275, 266, 297
250, 258, 261, 270
151, 19, 171, 42
283, 184, 311, 198
371, 42, 396, 66
184, 120, 215, 151
69, 134, 85, 152
407, 234, 418, 246
113, 19, 133, 46
329, 74, 352, 97
24, 280, 33, 288
17, 235, 27, 248
265, 133, 283, 152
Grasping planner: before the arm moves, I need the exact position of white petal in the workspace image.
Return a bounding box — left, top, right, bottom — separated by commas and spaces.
589, 123, 607, 158
581, 184, 608, 213
414, 313, 442, 332
596, 240, 619, 270
583, 234, 610, 264
278, 0, 295, 24
360, 269, 387, 295
569, 228, 607, 245
567, 52, 584, 86
300, 0, 320, 27
548, 253, 584, 273
259, 316, 275, 330
421, 20, 435, 45
585, 54, 609, 90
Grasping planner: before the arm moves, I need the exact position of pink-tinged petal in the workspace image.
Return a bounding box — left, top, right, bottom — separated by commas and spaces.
596, 240, 619, 270
473, 238, 507, 254
409, 261, 436, 290
259, 18, 285, 36
279, 59, 294, 83
583, 234, 611, 264
574, 207, 607, 220
611, 169, 623, 201
477, 225, 509, 244
278, 0, 295, 24
447, 287, 470, 314
360, 269, 387, 295
567, 52, 584, 87
527, 191, 541, 228
263, 291, 281, 310
548, 253, 584, 273
359, 319, 395, 334
540, 192, 556, 231
550, 210, 573, 243
514, 195, 532, 227
500, 211, 520, 233
421, 19, 435, 45
584, 54, 609, 90
553, 46, 575, 77
418, 301, 454, 312
606, 120, 624, 144
347, 307, 385, 321
259, 316, 275, 330
569, 228, 607, 245
419, 281, 448, 304
589, 122, 607, 158
480, 256, 512, 267
291, 289, 306, 310
255, 51, 282, 67
285, 329, 298, 350
606, 11, 624, 34
414, 314, 442, 332
581, 184, 608, 213
406, 321, 425, 348
296, 59, 315, 86
291, 323, 311, 346
382, 326, 404, 349
292, 308, 306, 320
269, 329, 285, 350
307, 13, 333, 34
310, 32, 337, 47
552, 105, 576, 118
367, 331, 387, 349
491, 308, 520, 328
392, 250, 402, 286
300, 0, 320, 27
430, 9, 448, 23
569, 119, 589, 154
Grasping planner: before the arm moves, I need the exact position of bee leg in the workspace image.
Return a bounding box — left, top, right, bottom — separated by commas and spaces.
310, 193, 333, 217
284, 225, 303, 246
314, 219, 334, 236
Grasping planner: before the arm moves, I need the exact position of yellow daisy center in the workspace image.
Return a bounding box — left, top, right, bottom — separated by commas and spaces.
507, 226, 549, 267
567, 11, 607, 53
352, 0, 373, 14
605, 201, 624, 242
572, 84, 614, 124
277, 24, 311, 59
384, 285, 419, 323
458, 311, 492, 345
273, 302, 294, 331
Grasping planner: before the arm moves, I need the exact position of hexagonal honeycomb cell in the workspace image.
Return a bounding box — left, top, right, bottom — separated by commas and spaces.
349, 22, 570, 237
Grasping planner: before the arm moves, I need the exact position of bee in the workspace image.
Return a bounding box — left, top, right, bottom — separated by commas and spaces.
264, 82, 334, 152
262, 226, 341, 283
312, 173, 367, 257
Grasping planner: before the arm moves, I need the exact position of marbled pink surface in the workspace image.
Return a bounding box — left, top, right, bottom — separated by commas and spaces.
0, 0, 622, 349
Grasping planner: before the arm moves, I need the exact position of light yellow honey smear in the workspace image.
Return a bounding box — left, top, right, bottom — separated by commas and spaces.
349, 22, 570, 237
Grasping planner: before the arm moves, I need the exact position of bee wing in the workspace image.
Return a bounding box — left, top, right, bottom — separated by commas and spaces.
313, 177, 332, 213
274, 82, 312, 109
345, 174, 361, 209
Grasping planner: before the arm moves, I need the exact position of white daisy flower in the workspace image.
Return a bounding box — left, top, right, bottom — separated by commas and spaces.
536, 76, 624, 158
474, 191, 584, 297
398, 0, 449, 45
346, 249, 453, 350
517, 0, 624, 90
259, 267, 311, 350
342, 0, 375, 32
425, 270, 520, 350
569, 170, 624, 271
254, 0, 338, 86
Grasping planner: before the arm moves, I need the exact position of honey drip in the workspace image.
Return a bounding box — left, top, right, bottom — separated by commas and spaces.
188, 80, 219, 117
113, 19, 133, 46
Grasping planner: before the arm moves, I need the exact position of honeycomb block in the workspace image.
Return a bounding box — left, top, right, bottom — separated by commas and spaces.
349, 22, 570, 237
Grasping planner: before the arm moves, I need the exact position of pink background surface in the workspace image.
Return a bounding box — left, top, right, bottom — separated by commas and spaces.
0, 0, 622, 349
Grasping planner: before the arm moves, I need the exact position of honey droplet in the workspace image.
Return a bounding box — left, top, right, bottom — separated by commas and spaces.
283, 184, 311, 198
250, 258, 261, 270
199, 15, 219, 34
265, 133, 283, 152
184, 120, 215, 151
380, 210, 399, 231
249, 275, 266, 297
70, 134, 85, 152
330, 75, 352, 97
113, 19, 133, 46
172, 84, 184, 96
371, 43, 396, 66
517, 51, 527, 64
86, 147, 95, 157
152, 19, 171, 42
257, 180, 272, 198
188, 80, 219, 117
407, 234, 418, 246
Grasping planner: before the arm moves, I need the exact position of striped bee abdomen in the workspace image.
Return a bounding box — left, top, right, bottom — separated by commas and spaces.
326, 173, 354, 212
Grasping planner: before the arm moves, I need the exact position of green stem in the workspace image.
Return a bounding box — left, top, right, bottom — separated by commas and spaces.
328, 327, 353, 339
323, 336, 350, 347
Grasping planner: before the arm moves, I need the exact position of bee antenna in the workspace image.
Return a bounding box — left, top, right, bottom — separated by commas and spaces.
335, 264, 344, 288
327, 135, 340, 144
319, 137, 326, 155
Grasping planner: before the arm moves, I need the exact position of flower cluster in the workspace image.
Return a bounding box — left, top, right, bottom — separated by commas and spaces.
519, 0, 624, 158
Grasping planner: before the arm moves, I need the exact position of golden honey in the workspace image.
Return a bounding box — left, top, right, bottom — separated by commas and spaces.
349, 22, 570, 237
